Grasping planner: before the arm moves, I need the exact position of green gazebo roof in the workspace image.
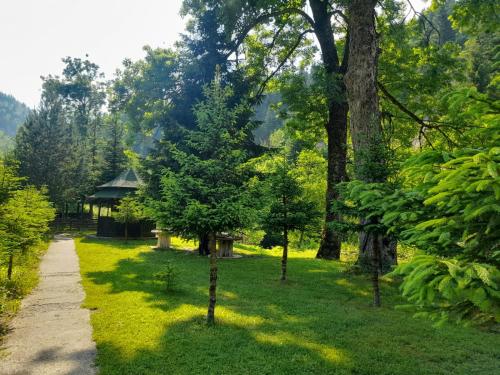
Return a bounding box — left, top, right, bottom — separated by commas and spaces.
87, 169, 142, 202
98, 169, 143, 189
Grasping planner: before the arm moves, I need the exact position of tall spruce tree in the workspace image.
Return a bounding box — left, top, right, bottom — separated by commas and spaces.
15, 95, 72, 210
100, 115, 127, 184
147, 71, 256, 324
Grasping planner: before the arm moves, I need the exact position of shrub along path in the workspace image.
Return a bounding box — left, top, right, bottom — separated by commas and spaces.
0, 234, 96, 375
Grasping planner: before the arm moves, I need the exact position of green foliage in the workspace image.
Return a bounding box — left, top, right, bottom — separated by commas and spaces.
276, 67, 328, 149
338, 123, 500, 324
16, 57, 107, 211
437, 0, 500, 34
0, 157, 23, 204
15, 99, 74, 208
258, 154, 321, 248
153, 261, 178, 292
392, 255, 499, 325
146, 72, 257, 238
113, 196, 144, 225
100, 115, 127, 184
0, 187, 55, 255
0, 130, 14, 155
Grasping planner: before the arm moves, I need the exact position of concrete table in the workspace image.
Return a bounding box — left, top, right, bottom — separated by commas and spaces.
152, 229, 171, 249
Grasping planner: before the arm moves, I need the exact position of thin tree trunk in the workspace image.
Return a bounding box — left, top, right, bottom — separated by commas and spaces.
298, 229, 304, 248
281, 194, 289, 281
372, 233, 381, 307
281, 226, 288, 281
125, 223, 128, 242
207, 232, 218, 325
7, 253, 13, 280
309, 0, 348, 260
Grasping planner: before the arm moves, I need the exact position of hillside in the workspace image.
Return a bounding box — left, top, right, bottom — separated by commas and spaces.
0, 92, 30, 136
0, 91, 30, 153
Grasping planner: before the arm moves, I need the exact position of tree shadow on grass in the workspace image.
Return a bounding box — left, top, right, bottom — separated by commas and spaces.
94, 315, 353, 375
79, 237, 500, 375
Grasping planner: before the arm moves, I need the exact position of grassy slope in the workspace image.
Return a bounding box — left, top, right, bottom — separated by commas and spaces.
76, 238, 499, 375
0, 241, 49, 338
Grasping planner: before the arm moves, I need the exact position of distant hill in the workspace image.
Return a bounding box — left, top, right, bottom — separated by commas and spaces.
0, 92, 30, 137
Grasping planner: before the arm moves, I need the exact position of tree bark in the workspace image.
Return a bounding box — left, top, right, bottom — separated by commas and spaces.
358, 230, 397, 273
198, 233, 210, 256
309, 0, 348, 260
207, 232, 218, 325
124, 223, 128, 242
344, 0, 396, 278
7, 253, 13, 280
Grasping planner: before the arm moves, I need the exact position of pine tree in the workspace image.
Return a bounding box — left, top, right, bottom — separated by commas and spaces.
15, 97, 72, 210
147, 70, 256, 324
261, 156, 320, 281
100, 115, 127, 184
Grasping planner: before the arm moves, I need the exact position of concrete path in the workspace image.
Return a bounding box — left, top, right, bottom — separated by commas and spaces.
0, 235, 97, 375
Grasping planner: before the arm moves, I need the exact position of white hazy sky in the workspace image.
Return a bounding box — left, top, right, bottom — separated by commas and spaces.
0, 0, 428, 107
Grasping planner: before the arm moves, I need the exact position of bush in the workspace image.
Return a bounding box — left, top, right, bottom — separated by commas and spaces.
154, 261, 178, 292
260, 231, 283, 249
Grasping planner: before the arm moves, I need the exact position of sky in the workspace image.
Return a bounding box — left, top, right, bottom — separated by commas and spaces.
0, 0, 428, 108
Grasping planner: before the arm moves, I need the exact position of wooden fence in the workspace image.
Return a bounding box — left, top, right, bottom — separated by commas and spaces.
51, 217, 98, 232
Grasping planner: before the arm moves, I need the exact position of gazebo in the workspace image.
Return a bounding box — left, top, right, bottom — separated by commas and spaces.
87, 169, 154, 238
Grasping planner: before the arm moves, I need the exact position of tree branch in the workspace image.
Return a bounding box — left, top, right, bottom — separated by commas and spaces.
406, 0, 441, 44
225, 8, 316, 59
253, 29, 315, 101
377, 82, 456, 147
329, 10, 348, 24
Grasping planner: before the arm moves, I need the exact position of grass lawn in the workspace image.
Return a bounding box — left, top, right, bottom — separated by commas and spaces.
76, 237, 499, 375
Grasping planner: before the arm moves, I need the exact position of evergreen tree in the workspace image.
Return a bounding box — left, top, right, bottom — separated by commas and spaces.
100, 115, 127, 184
260, 156, 320, 281
15, 96, 72, 210
113, 196, 144, 242
0, 186, 55, 279
146, 71, 256, 324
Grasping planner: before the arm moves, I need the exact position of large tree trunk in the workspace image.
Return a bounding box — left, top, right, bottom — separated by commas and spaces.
207, 232, 218, 325
309, 0, 348, 260
345, 0, 396, 276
